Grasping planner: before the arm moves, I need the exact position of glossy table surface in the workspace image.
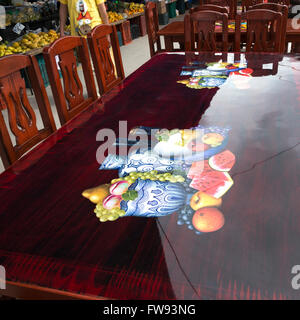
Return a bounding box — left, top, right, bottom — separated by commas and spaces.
0, 52, 300, 299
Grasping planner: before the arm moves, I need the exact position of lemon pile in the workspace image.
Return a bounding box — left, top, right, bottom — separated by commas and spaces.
0, 30, 59, 57
108, 11, 124, 23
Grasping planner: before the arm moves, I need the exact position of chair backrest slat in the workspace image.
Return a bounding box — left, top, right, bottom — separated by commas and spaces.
190, 4, 229, 14
249, 3, 288, 52
242, 0, 289, 12
242, 0, 264, 12
43, 36, 98, 126
266, 0, 290, 5
0, 54, 56, 168
145, 2, 162, 57
199, 0, 237, 18
185, 11, 229, 52
87, 24, 125, 95
235, 9, 284, 52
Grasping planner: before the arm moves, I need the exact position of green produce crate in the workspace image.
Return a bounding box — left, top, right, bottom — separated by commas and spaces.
117, 30, 123, 46
23, 54, 62, 88
36, 54, 50, 87
130, 24, 141, 40
158, 12, 169, 25
167, 2, 177, 18
37, 53, 65, 88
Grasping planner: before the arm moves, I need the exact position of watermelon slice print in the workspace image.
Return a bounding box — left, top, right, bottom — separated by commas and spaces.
190, 171, 234, 198
187, 160, 214, 179
208, 150, 236, 172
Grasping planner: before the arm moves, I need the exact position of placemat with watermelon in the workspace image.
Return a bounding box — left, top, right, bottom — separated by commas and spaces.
82, 125, 236, 236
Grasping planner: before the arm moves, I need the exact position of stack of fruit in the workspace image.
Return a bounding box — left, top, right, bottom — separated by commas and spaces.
11, 7, 41, 24
5, 14, 12, 27
108, 11, 124, 23
124, 2, 144, 15
0, 30, 59, 57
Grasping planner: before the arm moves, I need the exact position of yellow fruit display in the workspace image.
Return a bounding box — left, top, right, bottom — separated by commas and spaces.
125, 2, 144, 15
108, 11, 124, 23
10, 7, 40, 25
0, 30, 60, 57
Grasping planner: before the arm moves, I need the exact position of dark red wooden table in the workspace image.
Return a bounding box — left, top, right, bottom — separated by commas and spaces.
0, 52, 300, 300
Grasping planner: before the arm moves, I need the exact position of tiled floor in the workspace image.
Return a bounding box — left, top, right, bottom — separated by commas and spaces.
0, 13, 185, 173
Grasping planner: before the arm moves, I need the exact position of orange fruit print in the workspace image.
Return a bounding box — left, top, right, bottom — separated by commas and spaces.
192, 207, 225, 233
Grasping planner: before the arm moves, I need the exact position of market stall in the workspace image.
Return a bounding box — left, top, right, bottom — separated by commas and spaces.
0, 0, 147, 104
0, 0, 61, 109
107, 1, 146, 45
0, 1, 147, 57
0, 0, 59, 44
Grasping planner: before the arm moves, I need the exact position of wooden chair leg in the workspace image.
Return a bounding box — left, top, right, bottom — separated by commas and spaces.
0, 294, 16, 300
292, 42, 300, 53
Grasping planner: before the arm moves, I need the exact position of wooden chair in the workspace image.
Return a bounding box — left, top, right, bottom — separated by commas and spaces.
184, 11, 229, 52
249, 3, 288, 52
198, 0, 237, 18
43, 36, 98, 126
145, 2, 163, 57
267, 0, 290, 5
0, 54, 56, 168
241, 0, 264, 12
87, 24, 125, 95
190, 5, 237, 51
190, 4, 229, 14
235, 9, 284, 52
245, 52, 283, 76
185, 51, 229, 66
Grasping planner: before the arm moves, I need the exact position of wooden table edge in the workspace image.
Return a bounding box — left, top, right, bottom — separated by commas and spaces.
2, 280, 112, 300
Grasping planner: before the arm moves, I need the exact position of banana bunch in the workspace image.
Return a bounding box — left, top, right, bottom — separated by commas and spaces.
64, 24, 71, 34
0, 30, 59, 57
108, 11, 124, 23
